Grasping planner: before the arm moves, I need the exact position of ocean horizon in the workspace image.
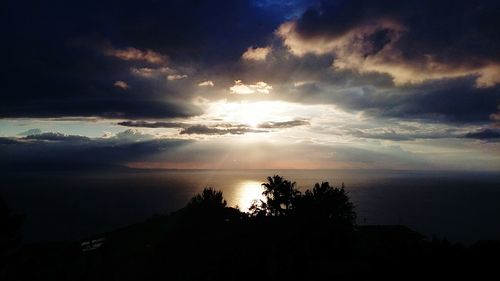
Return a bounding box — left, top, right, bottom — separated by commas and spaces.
2, 169, 499, 244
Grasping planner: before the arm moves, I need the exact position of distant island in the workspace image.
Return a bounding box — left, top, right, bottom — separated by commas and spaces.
1, 175, 499, 280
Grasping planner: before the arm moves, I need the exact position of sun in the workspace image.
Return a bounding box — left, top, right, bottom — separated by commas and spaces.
206, 100, 293, 127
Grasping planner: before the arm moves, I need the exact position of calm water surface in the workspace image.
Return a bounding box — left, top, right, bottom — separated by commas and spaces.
2, 169, 500, 244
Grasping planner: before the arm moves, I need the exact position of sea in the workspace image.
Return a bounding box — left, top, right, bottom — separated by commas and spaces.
1, 169, 500, 244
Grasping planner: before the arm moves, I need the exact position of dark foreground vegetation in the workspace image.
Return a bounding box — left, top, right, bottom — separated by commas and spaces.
1, 175, 499, 280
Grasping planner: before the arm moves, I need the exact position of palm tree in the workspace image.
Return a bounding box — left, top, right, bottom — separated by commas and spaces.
262, 175, 300, 216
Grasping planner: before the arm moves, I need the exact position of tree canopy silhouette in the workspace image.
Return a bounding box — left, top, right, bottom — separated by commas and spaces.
249, 175, 356, 227
182, 187, 242, 223
186, 187, 227, 209
294, 182, 356, 226
261, 175, 301, 216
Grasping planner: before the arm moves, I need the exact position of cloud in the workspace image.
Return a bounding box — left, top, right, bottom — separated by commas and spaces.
105, 47, 167, 64
113, 129, 155, 142
1, 126, 498, 171
130, 67, 174, 78
1, 0, 282, 119
2, 0, 499, 168
119, 119, 313, 134
287, 78, 500, 123
242, 46, 271, 61
276, 20, 346, 57
17, 128, 42, 136
465, 129, 500, 140
257, 119, 309, 129
0, 47, 202, 119
229, 80, 272, 94
350, 128, 461, 141
276, 0, 500, 87
473, 65, 500, 88
167, 74, 188, 81
117, 120, 187, 128
130, 67, 188, 82
1, 99, 202, 119
279, 20, 500, 87
180, 124, 264, 135
0, 131, 191, 171
114, 80, 129, 89
198, 80, 214, 87
490, 106, 500, 125
23, 132, 90, 142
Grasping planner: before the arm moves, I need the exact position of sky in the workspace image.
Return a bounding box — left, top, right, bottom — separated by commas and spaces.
1, 0, 499, 171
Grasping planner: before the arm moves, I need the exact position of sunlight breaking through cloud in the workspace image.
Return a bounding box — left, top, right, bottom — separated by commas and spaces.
229, 80, 272, 94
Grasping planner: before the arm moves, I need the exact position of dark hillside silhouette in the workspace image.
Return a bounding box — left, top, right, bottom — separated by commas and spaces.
1, 175, 499, 281
0, 196, 24, 255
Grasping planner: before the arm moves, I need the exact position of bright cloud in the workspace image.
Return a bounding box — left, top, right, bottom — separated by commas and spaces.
203, 100, 318, 128
167, 74, 188, 81
242, 46, 271, 61
130, 67, 174, 78
277, 20, 500, 87
130, 67, 187, 81
105, 47, 167, 64
198, 80, 215, 87
229, 80, 272, 95
113, 80, 129, 90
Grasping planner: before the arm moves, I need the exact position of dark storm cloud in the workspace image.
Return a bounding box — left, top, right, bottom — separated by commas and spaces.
3, 0, 499, 128
119, 120, 311, 134
257, 119, 310, 129
380, 81, 500, 123
117, 121, 188, 129
0, 131, 191, 171
0, 98, 202, 119
293, 0, 500, 62
1, 0, 284, 119
288, 77, 500, 123
269, 0, 500, 121
465, 129, 500, 140
180, 125, 265, 135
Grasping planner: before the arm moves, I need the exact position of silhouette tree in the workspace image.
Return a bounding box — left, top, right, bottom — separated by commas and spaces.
248, 199, 269, 217
261, 175, 300, 216
186, 187, 227, 209
294, 182, 356, 226
182, 187, 244, 224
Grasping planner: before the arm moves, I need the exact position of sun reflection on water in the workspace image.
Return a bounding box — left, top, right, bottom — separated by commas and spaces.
235, 180, 265, 211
